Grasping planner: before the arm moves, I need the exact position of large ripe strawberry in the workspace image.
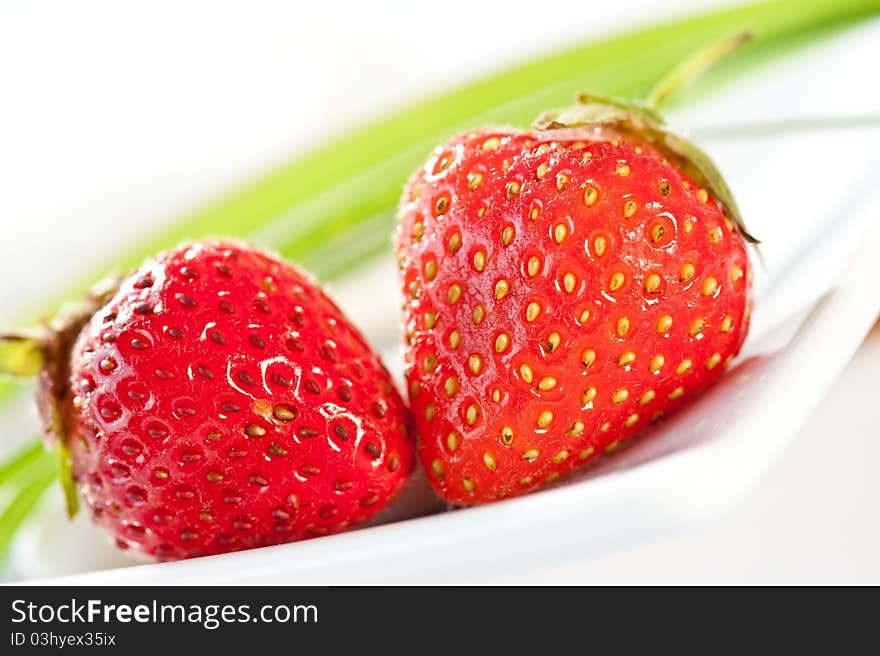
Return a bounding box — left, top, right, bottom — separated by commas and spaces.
28, 240, 413, 560
396, 78, 754, 503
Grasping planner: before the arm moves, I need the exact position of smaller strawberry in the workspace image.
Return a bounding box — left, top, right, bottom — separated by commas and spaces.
3, 240, 414, 560
396, 34, 755, 504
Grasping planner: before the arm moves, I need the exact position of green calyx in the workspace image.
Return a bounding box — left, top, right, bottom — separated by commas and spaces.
532, 31, 759, 245
56, 441, 78, 518
0, 274, 122, 520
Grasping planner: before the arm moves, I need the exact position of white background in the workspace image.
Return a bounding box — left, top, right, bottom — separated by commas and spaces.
1, 0, 879, 583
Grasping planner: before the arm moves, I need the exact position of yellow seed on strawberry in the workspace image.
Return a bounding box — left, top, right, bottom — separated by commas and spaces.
538, 376, 557, 391
473, 250, 486, 272
554, 224, 568, 243
537, 411, 554, 428
582, 348, 597, 368
680, 262, 695, 282
650, 354, 665, 373
526, 302, 541, 322
656, 314, 673, 333
584, 185, 599, 206
582, 386, 597, 404
528, 256, 541, 277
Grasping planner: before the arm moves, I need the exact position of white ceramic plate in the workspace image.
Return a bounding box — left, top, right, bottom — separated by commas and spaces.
7, 20, 880, 584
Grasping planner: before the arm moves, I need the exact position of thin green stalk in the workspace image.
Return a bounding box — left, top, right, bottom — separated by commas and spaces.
644, 31, 756, 110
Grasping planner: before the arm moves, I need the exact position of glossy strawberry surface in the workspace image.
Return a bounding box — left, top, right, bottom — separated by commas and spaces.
64, 241, 413, 559
397, 129, 751, 504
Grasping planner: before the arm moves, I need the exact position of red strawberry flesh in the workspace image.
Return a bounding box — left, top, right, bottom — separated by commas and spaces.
61, 240, 413, 559
397, 129, 751, 504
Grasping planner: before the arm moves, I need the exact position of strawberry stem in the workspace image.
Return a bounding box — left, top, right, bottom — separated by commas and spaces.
0, 274, 121, 384
644, 31, 755, 111
0, 333, 45, 379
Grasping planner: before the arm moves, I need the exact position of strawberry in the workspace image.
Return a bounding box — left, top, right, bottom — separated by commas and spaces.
33, 240, 413, 560
396, 90, 754, 504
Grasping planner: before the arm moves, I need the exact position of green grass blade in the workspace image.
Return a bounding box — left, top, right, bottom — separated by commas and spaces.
0, 445, 56, 564
0, 441, 47, 486
17, 0, 880, 320
0, 462, 56, 564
